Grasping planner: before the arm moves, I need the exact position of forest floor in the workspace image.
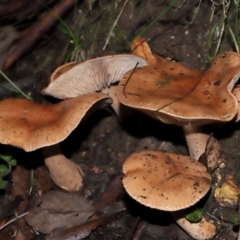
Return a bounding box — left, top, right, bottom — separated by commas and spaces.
1, 0, 240, 239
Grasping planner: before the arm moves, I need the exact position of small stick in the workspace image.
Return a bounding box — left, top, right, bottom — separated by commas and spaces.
0, 211, 29, 231
133, 220, 148, 240
102, 0, 128, 50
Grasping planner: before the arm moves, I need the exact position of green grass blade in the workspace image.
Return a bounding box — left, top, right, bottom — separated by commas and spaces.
0, 70, 32, 100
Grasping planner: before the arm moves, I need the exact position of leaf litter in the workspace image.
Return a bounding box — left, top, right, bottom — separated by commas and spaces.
25, 191, 95, 234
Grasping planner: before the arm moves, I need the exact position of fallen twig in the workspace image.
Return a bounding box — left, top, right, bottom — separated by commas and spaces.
4, 0, 75, 69
0, 212, 29, 231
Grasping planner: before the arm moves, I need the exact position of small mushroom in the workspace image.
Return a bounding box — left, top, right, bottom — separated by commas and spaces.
0, 93, 112, 191
118, 51, 240, 160
42, 54, 147, 117
123, 149, 211, 211
171, 211, 216, 240
50, 61, 79, 81
122, 149, 215, 239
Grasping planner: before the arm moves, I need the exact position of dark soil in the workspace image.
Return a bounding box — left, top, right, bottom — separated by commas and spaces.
1, 0, 240, 239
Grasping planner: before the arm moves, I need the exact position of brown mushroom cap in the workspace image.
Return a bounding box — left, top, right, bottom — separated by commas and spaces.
122, 149, 211, 211
42, 54, 147, 99
0, 93, 111, 151
118, 51, 240, 126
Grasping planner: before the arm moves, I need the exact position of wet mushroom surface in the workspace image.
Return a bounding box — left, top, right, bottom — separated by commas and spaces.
122, 149, 211, 211
118, 50, 240, 160
1, 1, 240, 240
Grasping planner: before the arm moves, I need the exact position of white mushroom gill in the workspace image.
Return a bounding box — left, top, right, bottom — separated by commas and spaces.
42, 55, 147, 99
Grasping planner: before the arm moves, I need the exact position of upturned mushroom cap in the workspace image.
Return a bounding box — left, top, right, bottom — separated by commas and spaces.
42, 54, 147, 99
122, 149, 211, 211
50, 62, 79, 81
131, 37, 166, 65
0, 93, 112, 151
118, 51, 240, 126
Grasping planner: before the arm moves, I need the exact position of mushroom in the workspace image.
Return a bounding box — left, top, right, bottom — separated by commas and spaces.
50, 61, 79, 81
130, 37, 164, 65
0, 93, 112, 191
118, 51, 240, 160
171, 211, 216, 240
233, 84, 240, 121
122, 149, 215, 239
131, 37, 179, 65
122, 149, 211, 211
41, 54, 147, 117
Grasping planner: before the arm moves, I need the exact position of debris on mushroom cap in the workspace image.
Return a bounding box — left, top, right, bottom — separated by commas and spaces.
42, 54, 147, 99
0, 92, 112, 152
122, 149, 211, 211
214, 175, 240, 206
50, 61, 79, 81
171, 211, 216, 240
118, 51, 240, 126
131, 37, 166, 65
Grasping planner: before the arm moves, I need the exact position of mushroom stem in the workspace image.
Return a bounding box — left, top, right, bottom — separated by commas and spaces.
101, 86, 120, 116
101, 86, 134, 120
171, 211, 216, 240
42, 144, 84, 192
183, 124, 210, 161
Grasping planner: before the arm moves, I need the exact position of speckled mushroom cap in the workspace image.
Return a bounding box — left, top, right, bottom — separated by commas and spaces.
0, 93, 111, 152
122, 149, 211, 211
118, 51, 240, 126
42, 54, 147, 99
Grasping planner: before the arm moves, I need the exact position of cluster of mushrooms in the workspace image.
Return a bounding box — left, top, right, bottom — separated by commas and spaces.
1, 38, 240, 239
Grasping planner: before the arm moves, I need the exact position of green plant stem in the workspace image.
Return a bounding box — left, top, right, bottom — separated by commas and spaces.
0, 70, 32, 100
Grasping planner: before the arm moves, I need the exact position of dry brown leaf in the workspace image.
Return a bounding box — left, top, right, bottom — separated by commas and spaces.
214, 176, 240, 206
47, 210, 127, 240
25, 191, 95, 234
198, 135, 222, 171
